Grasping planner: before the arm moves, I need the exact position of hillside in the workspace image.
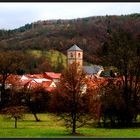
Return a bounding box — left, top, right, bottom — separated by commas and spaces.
29, 49, 92, 68
0, 13, 140, 64
30, 49, 67, 68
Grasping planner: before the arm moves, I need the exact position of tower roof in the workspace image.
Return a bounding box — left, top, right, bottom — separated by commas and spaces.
68, 44, 83, 51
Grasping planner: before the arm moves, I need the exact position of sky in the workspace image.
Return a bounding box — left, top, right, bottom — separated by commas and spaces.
0, 2, 140, 30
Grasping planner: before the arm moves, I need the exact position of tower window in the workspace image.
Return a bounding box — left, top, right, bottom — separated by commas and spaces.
70, 53, 73, 57
78, 53, 81, 57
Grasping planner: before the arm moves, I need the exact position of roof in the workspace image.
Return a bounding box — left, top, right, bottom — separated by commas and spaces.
83, 65, 103, 75
21, 79, 32, 85
44, 72, 61, 79
42, 81, 56, 92
68, 44, 83, 51
24, 74, 44, 79
42, 81, 52, 88
33, 78, 51, 83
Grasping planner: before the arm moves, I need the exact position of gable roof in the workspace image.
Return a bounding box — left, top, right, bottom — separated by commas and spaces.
68, 44, 83, 51
24, 74, 44, 79
44, 72, 61, 79
42, 81, 52, 88
83, 65, 103, 75
42, 81, 56, 92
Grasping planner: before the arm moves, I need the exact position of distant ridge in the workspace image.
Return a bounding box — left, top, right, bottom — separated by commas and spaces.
0, 13, 140, 64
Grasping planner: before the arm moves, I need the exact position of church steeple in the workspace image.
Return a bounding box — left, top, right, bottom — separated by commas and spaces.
67, 44, 83, 67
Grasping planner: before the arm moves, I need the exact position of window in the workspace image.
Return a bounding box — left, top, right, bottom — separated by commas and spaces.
70, 53, 73, 57
78, 53, 81, 57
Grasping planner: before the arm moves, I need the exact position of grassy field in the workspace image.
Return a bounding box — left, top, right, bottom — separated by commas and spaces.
0, 113, 140, 138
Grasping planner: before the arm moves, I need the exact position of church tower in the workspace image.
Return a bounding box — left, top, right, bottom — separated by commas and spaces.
67, 44, 83, 67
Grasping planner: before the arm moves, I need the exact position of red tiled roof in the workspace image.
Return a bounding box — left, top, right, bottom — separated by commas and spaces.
24, 74, 44, 79
21, 79, 56, 92
21, 79, 32, 86
43, 81, 57, 92
44, 72, 61, 79
42, 81, 52, 88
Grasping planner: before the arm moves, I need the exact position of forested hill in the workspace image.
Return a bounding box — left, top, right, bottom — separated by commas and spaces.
0, 13, 140, 64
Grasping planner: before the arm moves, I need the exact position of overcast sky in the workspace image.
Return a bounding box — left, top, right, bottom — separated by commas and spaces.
0, 2, 140, 30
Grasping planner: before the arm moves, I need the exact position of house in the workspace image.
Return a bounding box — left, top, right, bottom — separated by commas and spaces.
43, 72, 61, 83
42, 81, 56, 92
0, 45, 107, 94
0, 68, 58, 98
22, 77, 56, 92
83, 65, 104, 78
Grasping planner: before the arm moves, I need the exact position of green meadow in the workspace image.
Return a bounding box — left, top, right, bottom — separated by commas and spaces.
0, 113, 140, 138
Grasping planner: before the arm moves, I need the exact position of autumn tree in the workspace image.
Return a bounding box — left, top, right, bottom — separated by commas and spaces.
2, 106, 27, 128
23, 52, 52, 74
50, 63, 91, 134
99, 27, 140, 126
98, 79, 127, 127
85, 79, 104, 127
22, 86, 50, 122
0, 51, 25, 109
54, 53, 65, 72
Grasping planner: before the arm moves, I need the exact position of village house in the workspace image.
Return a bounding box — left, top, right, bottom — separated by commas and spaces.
43, 72, 61, 83
0, 44, 108, 94
20, 73, 58, 92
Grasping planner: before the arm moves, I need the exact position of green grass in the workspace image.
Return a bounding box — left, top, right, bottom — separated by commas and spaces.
0, 113, 140, 138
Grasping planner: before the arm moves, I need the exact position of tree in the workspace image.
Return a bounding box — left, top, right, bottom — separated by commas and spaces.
0, 51, 25, 109
0, 74, 27, 129
2, 106, 27, 128
99, 27, 140, 126
50, 63, 91, 134
23, 52, 52, 74
98, 79, 127, 127
22, 86, 50, 122
54, 53, 64, 72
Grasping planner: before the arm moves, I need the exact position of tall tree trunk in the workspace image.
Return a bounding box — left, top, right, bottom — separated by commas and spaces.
72, 91, 76, 134
0, 81, 6, 109
72, 113, 76, 134
15, 117, 17, 128
33, 112, 40, 122
103, 116, 106, 127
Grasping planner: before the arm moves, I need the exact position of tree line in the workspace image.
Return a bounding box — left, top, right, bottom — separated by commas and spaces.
0, 13, 140, 64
